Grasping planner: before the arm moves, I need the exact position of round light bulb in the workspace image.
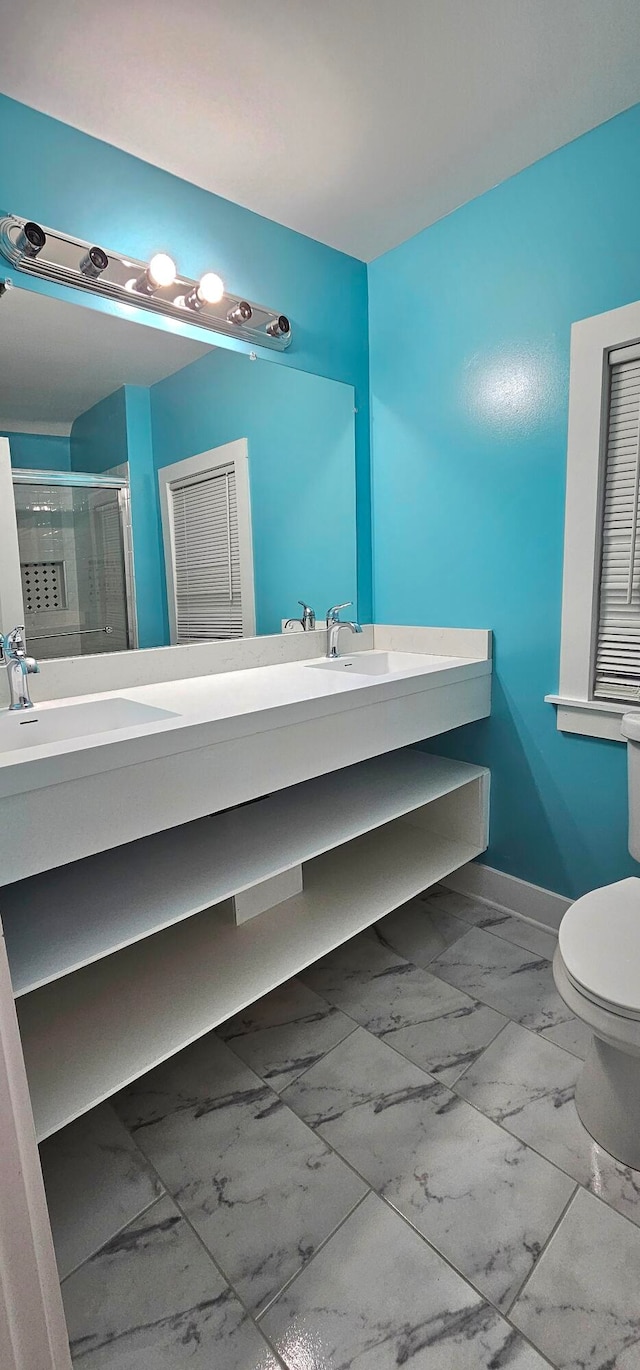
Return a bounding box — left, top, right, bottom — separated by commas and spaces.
197, 272, 224, 304
148, 253, 177, 288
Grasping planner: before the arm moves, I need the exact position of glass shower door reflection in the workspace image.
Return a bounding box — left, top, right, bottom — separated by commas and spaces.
13, 480, 133, 659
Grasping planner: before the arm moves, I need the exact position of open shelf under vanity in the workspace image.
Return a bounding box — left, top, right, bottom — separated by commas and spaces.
0, 748, 489, 1142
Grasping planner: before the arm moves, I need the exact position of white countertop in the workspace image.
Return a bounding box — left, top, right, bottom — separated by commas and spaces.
0, 650, 491, 798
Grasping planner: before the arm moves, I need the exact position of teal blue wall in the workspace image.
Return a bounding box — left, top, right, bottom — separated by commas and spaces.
369, 103, 640, 900
5, 430, 71, 470
122, 386, 167, 649
0, 93, 371, 621
70, 387, 166, 648
70, 387, 128, 475
150, 351, 357, 635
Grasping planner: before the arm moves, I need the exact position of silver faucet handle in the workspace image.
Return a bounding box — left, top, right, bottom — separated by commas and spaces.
326, 602, 352, 625
7, 626, 27, 656
297, 601, 316, 632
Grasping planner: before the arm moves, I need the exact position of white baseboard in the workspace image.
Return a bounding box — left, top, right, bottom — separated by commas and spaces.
442, 862, 571, 932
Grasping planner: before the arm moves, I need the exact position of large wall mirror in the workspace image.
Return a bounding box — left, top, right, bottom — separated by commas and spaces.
0, 285, 357, 659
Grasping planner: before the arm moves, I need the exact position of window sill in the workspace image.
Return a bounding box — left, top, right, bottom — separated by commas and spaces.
545, 694, 640, 741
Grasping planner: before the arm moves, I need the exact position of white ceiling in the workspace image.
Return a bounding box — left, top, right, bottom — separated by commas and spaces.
2, 1, 640, 260
0, 289, 210, 429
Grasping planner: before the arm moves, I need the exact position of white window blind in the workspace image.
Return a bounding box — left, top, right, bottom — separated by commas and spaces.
170, 464, 243, 641
595, 348, 640, 701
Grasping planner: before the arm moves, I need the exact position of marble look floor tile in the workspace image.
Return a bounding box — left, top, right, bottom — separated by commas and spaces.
301, 933, 506, 1084
301, 929, 406, 997
420, 886, 510, 928
431, 926, 574, 1032
540, 1016, 592, 1060
425, 891, 557, 958
116, 1032, 367, 1315
370, 896, 469, 965
39, 1102, 163, 1280
62, 1194, 280, 1369
511, 1187, 640, 1369
283, 1028, 574, 1311
480, 915, 558, 961
263, 1192, 552, 1370
455, 1020, 640, 1227
217, 977, 356, 1092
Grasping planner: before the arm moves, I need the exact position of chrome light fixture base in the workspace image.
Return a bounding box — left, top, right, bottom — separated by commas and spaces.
0, 214, 292, 351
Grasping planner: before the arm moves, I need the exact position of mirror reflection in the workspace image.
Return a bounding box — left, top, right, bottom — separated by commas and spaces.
0, 288, 357, 658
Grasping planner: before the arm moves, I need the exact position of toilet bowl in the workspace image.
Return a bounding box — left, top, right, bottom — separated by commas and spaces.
553, 711, 640, 1167
554, 877, 640, 1167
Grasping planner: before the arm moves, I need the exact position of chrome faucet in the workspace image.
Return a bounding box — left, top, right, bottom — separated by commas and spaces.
0, 626, 40, 711
285, 601, 316, 632
326, 603, 363, 659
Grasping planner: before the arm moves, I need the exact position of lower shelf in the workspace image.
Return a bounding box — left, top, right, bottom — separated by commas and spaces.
19, 819, 483, 1141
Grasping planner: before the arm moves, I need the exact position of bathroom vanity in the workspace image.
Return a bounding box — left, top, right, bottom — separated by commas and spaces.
0, 623, 491, 1370
0, 265, 491, 1369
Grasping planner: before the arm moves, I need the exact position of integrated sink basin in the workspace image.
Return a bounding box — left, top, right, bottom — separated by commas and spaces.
307, 650, 432, 677
0, 697, 178, 751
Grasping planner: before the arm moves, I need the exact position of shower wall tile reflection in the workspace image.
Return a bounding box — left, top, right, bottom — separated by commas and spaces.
14, 480, 130, 658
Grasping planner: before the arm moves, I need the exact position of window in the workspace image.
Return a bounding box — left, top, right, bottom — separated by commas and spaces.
594, 345, 640, 704
550, 300, 640, 740
158, 439, 255, 644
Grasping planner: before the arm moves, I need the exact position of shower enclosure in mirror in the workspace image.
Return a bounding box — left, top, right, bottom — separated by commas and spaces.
0, 282, 357, 662
12, 470, 135, 659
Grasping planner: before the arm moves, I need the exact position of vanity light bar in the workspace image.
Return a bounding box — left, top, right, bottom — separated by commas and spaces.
0, 214, 292, 351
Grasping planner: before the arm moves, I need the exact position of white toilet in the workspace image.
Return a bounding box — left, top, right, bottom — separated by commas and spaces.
553, 712, 640, 1168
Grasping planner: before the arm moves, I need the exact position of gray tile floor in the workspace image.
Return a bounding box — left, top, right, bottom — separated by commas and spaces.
39, 886, 640, 1369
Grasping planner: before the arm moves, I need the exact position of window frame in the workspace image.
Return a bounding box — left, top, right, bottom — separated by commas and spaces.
158, 437, 256, 644
548, 299, 640, 740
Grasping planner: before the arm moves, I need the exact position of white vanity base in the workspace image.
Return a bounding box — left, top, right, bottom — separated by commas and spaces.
2, 749, 489, 1141
0, 629, 492, 1370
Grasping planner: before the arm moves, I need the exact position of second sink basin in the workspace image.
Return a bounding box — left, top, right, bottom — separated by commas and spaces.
0, 697, 178, 752
308, 651, 429, 677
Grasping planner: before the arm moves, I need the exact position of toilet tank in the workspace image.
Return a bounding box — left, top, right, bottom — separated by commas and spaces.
622, 713, 640, 860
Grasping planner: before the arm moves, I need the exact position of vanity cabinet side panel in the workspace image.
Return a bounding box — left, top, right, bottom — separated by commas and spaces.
0, 922, 71, 1370
400, 773, 490, 849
